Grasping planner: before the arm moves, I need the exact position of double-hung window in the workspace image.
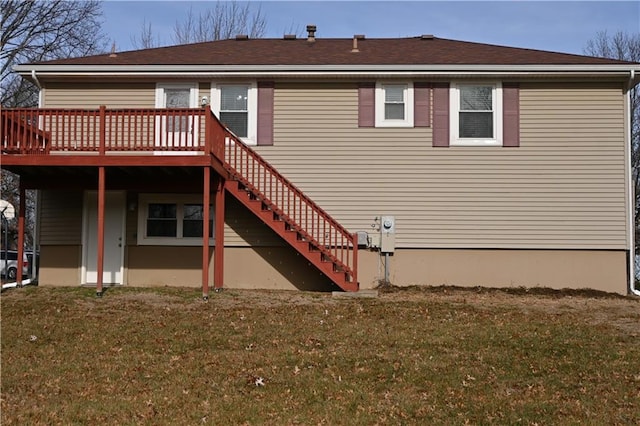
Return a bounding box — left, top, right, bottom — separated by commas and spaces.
138, 195, 214, 246
450, 82, 502, 146
375, 82, 414, 127
220, 85, 249, 137
211, 82, 257, 144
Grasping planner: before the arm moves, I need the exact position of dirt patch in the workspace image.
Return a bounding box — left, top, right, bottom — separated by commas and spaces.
3, 285, 638, 336
377, 285, 640, 336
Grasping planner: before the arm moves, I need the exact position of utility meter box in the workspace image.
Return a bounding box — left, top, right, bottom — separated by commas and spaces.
380, 215, 396, 253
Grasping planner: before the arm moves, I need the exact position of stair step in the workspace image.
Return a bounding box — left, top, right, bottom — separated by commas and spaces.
225, 167, 357, 292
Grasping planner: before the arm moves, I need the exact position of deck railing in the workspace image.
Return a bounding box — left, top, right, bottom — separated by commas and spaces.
1, 106, 358, 285
1, 107, 207, 154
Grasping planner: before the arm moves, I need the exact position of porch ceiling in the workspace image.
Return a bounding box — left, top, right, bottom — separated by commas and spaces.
1, 164, 215, 192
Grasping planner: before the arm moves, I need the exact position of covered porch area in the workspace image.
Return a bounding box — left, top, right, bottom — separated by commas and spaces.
1, 107, 359, 295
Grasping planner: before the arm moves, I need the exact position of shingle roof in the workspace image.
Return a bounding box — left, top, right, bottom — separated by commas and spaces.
28, 36, 635, 67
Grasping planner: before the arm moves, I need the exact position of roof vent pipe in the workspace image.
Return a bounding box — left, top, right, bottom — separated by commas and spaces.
306, 24, 316, 42
351, 36, 359, 53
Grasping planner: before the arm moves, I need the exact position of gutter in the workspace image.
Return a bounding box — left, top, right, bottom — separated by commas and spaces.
15, 63, 640, 71
15, 62, 640, 84
627, 69, 640, 296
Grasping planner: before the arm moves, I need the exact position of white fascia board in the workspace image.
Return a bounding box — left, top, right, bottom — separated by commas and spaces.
15, 63, 640, 73
15, 64, 640, 85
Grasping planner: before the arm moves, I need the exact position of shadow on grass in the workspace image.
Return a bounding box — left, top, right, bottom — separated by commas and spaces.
376, 283, 636, 300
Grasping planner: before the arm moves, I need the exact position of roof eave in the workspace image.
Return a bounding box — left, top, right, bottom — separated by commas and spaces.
15, 64, 640, 84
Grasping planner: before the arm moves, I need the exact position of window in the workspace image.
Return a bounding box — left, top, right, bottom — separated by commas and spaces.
211, 82, 257, 144
220, 85, 249, 137
154, 83, 199, 149
182, 204, 212, 238
138, 195, 214, 246
375, 82, 414, 127
147, 203, 177, 237
164, 88, 191, 132
450, 82, 502, 146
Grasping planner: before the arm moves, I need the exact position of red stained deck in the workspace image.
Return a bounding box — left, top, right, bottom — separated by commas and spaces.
1, 107, 358, 293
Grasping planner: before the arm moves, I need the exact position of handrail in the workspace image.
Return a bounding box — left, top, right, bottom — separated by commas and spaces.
1, 109, 51, 154
1, 107, 207, 153
1, 107, 358, 284
205, 108, 357, 282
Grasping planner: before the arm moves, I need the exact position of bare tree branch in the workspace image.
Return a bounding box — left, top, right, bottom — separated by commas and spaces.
171, 1, 266, 44
1, 0, 108, 256
1, 0, 108, 107
130, 19, 162, 49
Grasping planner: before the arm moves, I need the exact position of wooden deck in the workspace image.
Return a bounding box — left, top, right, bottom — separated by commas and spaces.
1, 106, 358, 293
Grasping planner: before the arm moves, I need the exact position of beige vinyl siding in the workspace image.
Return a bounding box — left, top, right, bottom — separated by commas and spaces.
254, 81, 627, 250
43, 82, 211, 108
39, 190, 83, 244
224, 195, 283, 246
43, 83, 157, 108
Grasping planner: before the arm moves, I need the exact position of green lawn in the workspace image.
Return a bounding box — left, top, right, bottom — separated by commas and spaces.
2, 286, 639, 425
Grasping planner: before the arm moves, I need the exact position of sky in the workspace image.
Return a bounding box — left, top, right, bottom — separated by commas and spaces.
101, 1, 640, 55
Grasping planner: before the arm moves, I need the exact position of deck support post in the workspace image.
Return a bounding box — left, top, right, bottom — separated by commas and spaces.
17, 182, 26, 286
202, 167, 211, 300
214, 177, 225, 291
96, 166, 105, 297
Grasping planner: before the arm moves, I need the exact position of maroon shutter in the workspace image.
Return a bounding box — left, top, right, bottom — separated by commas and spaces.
257, 81, 274, 146
414, 82, 431, 127
358, 82, 375, 127
502, 83, 520, 147
432, 82, 450, 147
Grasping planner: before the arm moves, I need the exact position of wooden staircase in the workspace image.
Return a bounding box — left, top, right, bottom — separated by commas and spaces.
207, 113, 359, 292
0, 106, 359, 292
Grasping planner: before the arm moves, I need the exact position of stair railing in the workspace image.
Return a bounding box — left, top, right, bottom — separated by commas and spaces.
1, 109, 51, 154
205, 108, 358, 284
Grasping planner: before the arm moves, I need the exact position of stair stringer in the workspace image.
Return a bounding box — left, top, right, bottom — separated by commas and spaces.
224, 176, 359, 292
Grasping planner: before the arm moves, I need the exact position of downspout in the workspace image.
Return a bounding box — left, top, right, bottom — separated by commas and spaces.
626, 70, 640, 296
31, 69, 42, 89
32, 69, 43, 283
31, 70, 43, 107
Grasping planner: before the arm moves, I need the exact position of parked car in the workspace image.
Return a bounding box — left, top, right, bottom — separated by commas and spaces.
1, 250, 29, 281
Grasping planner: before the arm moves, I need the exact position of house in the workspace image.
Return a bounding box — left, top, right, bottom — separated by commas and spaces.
2, 27, 639, 296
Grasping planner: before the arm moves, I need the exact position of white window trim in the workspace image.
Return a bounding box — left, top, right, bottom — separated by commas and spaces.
137, 194, 215, 246
375, 81, 414, 128
210, 81, 257, 145
155, 83, 199, 108
450, 82, 502, 147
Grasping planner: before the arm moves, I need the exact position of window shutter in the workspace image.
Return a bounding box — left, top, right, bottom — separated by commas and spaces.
432, 82, 450, 147
502, 83, 520, 147
414, 82, 431, 127
358, 82, 375, 127
257, 81, 274, 146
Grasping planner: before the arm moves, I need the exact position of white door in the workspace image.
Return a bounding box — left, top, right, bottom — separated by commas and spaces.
83, 191, 125, 285
155, 84, 199, 152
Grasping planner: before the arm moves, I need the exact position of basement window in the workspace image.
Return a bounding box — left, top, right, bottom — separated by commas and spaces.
138, 194, 214, 246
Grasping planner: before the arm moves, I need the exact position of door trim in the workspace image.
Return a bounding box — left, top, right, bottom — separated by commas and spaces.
81, 191, 126, 285
154, 83, 200, 154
